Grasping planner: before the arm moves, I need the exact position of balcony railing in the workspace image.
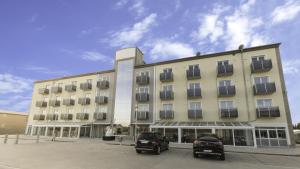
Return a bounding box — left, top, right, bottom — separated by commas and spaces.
160, 91, 174, 100
218, 86, 236, 97
186, 69, 201, 80
51, 86, 62, 94
217, 64, 233, 77
33, 114, 45, 121
220, 108, 238, 118
78, 98, 91, 105
188, 109, 202, 119
65, 84, 76, 92
63, 99, 75, 106
136, 75, 150, 85
80, 82, 92, 91
49, 100, 60, 107
76, 113, 89, 120
46, 114, 58, 121
97, 81, 109, 89
38, 88, 49, 95
136, 111, 149, 120
160, 72, 173, 82
159, 110, 174, 119
60, 114, 73, 120
253, 82, 276, 95
94, 112, 107, 120
136, 93, 149, 102
36, 101, 47, 108
187, 88, 201, 99
256, 107, 280, 118
95, 96, 108, 104
251, 59, 272, 73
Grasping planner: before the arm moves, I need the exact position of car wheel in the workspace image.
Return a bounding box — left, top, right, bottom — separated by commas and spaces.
136, 150, 142, 154
156, 146, 161, 155
220, 153, 225, 160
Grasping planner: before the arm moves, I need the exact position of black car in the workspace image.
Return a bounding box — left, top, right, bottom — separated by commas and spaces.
135, 132, 169, 155
193, 134, 225, 160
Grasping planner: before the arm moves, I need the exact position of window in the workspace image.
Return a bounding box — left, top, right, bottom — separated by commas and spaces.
277, 130, 286, 139
85, 94, 91, 98
99, 106, 107, 113
218, 60, 229, 66
163, 104, 173, 111
163, 68, 172, 73
140, 71, 149, 76
188, 64, 199, 70
219, 101, 234, 109
189, 102, 201, 110
254, 76, 269, 84
269, 130, 277, 138
72, 81, 77, 85
45, 85, 50, 89
252, 55, 265, 62
54, 109, 59, 114
87, 79, 92, 84
163, 85, 173, 91
138, 104, 149, 111
58, 83, 63, 87
189, 83, 200, 89
67, 109, 73, 114
83, 108, 89, 113
44, 97, 49, 102
55, 96, 61, 101
257, 99, 272, 108
71, 95, 76, 99
139, 87, 149, 93
219, 80, 231, 87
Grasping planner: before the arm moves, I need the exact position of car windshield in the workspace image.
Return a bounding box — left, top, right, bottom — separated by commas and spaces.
138, 133, 155, 140
198, 133, 219, 142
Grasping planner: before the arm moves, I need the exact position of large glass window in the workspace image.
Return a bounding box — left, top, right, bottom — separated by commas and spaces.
234, 130, 254, 146
216, 129, 234, 145
219, 80, 231, 87
139, 87, 149, 93
257, 99, 272, 108
219, 101, 234, 109
163, 104, 173, 111
165, 128, 178, 142
254, 76, 269, 84
218, 60, 229, 65
189, 83, 200, 89
163, 85, 173, 91
189, 102, 201, 110
182, 129, 196, 143
255, 128, 288, 147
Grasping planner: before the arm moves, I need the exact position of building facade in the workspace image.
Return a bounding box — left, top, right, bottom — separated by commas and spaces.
0, 110, 28, 135
26, 43, 295, 147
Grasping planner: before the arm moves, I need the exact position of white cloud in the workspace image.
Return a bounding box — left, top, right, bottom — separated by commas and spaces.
23, 66, 69, 76
0, 95, 31, 112
81, 51, 109, 62
107, 13, 157, 47
149, 39, 195, 60
271, 0, 300, 24
175, 0, 181, 10
0, 74, 33, 94
114, 0, 128, 9
283, 59, 300, 75
129, 1, 146, 18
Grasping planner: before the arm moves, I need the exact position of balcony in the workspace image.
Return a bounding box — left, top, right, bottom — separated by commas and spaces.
136, 93, 149, 102
188, 109, 202, 119
78, 98, 91, 105
80, 82, 92, 91
253, 82, 276, 95
76, 113, 89, 120
160, 91, 174, 100
187, 88, 201, 99
159, 110, 174, 119
217, 64, 233, 77
95, 96, 108, 104
186, 69, 201, 80
220, 108, 238, 118
256, 107, 280, 118
63, 99, 75, 106
136, 75, 150, 85
160, 72, 173, 82
51, 86, 62, 94
46, 114, 58, 121
36, 101, 47, 108
94, 112, 106, 120
218, 86, 236, 97
60, 114, 73, 120
97, 80, 109, 89
65, 84, 76, 92
38, 88, 49, 95
251, 59, 272, 73
33, 114, 45, 121
136, 111, 149, 120
49, 100, 60, 107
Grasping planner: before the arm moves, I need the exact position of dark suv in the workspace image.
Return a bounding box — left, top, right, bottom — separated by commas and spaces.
135, 132, 169, 155
193, 134, 225, 160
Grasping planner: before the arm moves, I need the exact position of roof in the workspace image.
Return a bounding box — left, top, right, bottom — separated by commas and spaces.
150, 121, 252, 128
0, 110, 28, 116
34, 43, 280, 83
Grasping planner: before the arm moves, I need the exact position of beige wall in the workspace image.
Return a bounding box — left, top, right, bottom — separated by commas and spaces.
0, 112, 28, 135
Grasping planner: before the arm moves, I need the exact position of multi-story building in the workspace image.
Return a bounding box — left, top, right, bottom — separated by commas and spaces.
26, 43, 295, 147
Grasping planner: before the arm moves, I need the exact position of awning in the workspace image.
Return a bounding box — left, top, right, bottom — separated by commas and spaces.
150, 121, 253, 129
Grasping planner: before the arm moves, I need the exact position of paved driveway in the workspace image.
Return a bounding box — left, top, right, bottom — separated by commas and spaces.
0, 141, 300, 169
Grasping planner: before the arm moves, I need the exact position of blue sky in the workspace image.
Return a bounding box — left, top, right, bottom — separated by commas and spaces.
0, 0, 300, 124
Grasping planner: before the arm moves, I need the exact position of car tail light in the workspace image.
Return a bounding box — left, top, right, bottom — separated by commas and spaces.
193, 140, 201, 144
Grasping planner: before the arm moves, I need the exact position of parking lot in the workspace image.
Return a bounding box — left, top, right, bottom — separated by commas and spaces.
0, 140, 300, 169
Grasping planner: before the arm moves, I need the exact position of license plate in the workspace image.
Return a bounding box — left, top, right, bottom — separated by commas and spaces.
203, 150, 212, 153
141, 140, 149, 144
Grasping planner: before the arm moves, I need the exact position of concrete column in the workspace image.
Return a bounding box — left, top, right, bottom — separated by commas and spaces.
178, 128, 181, 143
212, 128, 216, 134
68, 127, 72, 137
232, 129, 235, 146
30, 126, 34, 136
45, 127, 48, 137
195, 128, 197, 139
60, 127, 63, 138
252, 128, 257, 148
77, 127, 81, 138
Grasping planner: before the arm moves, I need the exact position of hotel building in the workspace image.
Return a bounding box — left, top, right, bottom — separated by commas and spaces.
26, 43, 295, 147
